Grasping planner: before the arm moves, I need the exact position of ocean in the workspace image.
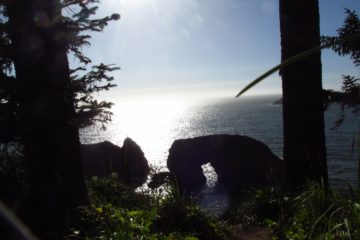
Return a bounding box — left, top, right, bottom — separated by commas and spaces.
80, 94, 359, 189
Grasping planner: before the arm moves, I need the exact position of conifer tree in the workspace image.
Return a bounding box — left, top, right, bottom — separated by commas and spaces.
322, 9, 360, 126
0, 0, 119, 237
0, 0, 120, 142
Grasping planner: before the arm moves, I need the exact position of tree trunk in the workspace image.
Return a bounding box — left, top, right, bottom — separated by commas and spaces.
7, 0, 88, 237
279, 0, 328, 190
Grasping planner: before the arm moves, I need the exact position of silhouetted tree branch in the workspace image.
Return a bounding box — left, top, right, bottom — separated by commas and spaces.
0, 0, 120, 238
322, 9, 360, 128
0, 0, 120, 143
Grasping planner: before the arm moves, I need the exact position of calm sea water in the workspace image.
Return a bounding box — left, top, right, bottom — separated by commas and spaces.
80, 95, 359, 189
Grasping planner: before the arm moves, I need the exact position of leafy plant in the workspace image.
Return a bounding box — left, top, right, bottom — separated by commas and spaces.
151, 182, 230, 240
87, 175, 154, 209
268, 183, 360, 240
67, 176, 230, 240
222, 186, 287, 239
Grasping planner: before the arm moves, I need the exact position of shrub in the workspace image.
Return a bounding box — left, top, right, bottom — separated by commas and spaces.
268, 183, 360, 240
67, 176, 230, 240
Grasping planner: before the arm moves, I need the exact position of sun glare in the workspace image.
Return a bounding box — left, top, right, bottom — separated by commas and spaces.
110, 99, 189, 166
114, 99, 187, 125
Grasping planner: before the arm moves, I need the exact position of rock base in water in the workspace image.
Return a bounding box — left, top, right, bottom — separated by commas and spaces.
81, 138, 150, 188
167, 134, 285, 197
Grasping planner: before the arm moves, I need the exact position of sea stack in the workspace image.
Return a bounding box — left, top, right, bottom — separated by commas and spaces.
167, 134, 285, 197
81, 138, 150, 188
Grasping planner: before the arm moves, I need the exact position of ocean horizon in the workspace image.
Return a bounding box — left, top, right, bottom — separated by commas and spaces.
80, 94, 359, 189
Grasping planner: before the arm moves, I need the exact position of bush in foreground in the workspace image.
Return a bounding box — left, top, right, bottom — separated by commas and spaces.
65, 177, 230, 240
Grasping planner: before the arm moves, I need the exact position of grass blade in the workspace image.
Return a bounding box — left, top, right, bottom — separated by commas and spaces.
236, 32, 360, 98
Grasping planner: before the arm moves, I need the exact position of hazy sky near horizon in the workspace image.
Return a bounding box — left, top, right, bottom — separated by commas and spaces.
74, 0, 360, 100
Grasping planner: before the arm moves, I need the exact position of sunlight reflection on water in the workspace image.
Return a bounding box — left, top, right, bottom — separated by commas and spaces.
80, 95, 359, 189
113, 100, 191, 168
81, 99, 193, 169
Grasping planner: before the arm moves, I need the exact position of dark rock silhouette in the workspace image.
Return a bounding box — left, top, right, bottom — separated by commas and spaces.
122, 138, 151, 187
81, 138, 150, 188
148, 171, 173, 189
167, 134, 285, 197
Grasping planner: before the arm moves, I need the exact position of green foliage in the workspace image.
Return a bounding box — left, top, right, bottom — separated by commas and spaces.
220, 184, 360, 239
0, 0, 120, 143
87, 175, 154, 209
62, 0, 120, 65
66, 203, 160, 240
322, 9, 360, 67
3, 161, 360, 240
223, 187, 286, 231
70, 63, 119, 129
67, 177, 230, 240
76, 179, 360, 239
268, 183, 360, 240
62, 0, 121, 129
153, 183, 230, 240
321, 9, 360, 127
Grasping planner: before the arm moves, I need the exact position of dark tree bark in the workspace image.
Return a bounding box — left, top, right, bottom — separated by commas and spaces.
6, 0, 88, 237
279, 0, 328, 190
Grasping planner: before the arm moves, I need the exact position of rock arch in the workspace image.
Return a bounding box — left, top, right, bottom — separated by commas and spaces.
167, 134, 285, 197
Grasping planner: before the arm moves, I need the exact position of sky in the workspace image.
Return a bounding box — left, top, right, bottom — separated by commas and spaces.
72, 0, 360, 100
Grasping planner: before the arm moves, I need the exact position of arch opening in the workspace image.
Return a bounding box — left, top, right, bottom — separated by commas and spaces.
201, 163, 218, 188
